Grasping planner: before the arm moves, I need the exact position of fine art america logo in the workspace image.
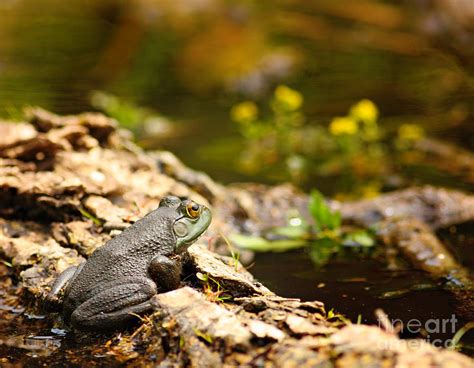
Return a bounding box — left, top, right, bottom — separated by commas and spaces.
377, 312, 460, 348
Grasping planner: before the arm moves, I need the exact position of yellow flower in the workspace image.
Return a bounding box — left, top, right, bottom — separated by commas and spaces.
350, 99, 378, 124
329, 117, 358, 136
230, 101, 258, 123
398, 124, 424, 141
361, 182, 381, 199
274, 85, 303, 111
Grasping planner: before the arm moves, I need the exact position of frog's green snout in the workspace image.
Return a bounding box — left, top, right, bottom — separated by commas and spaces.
200, 206, 212, 228
173, 204, 212, 251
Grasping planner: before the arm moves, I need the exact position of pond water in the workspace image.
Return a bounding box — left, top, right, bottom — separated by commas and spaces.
0, 0, 473, 362
253, 250, 460, 343
248, 222, 474, 352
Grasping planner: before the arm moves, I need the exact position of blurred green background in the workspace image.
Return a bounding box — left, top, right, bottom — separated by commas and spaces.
1, 0, 473, 195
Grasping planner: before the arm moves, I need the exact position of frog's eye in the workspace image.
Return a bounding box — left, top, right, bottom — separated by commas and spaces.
186, 202, 200, 218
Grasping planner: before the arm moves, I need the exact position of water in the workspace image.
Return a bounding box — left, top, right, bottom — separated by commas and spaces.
0, 310, 125, 367
252, 250, 468, 346
251, 222, 474, 352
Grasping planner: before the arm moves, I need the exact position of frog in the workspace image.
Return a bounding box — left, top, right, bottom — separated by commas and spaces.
47, 195, 212, 331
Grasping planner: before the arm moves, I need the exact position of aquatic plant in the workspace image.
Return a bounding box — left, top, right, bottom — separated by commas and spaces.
231, 85, 388, 197
230, 189, 375, 268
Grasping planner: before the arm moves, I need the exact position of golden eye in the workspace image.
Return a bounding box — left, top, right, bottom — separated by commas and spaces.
186, 202, 200, 218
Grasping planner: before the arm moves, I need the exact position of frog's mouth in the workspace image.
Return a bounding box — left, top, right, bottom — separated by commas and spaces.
173, 206, 212, 251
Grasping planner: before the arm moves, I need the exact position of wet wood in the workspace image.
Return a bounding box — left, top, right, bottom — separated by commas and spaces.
338, 185, 474, 230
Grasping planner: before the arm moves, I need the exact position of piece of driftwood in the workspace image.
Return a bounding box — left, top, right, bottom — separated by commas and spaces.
414, 138, 474, 185
338, 188, 474, 304
0, 109, 473, 366
338, 186, 474, 230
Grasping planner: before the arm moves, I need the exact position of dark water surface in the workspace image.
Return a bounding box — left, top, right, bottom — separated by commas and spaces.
252, 250, 467, 345
252, 222, 474, 352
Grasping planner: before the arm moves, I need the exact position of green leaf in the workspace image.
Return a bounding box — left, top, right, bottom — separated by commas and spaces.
308, 190, 324, 232
342, 230, 375, 247
309, 237, 340, 268
270, 223, 309, 239
331, 211, 342, 230
196, 272, 209, 282
78, 208, 102, 226
327, 309, 335, 319
229, 234, 306, 252
193, 328, 213, 344
308, 190, 341, 232
1, 260, 12, 268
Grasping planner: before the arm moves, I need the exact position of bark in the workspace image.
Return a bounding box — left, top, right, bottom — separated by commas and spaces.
0, 109, 473, 367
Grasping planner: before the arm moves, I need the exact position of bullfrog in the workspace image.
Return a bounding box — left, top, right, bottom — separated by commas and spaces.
47, 196, 212, 331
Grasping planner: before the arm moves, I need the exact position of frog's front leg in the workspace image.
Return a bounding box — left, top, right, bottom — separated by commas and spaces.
70, 277, 157, 330
149, 255, 182, 291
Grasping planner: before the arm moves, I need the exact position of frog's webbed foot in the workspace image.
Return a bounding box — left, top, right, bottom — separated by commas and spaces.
149, 255, 182, 291
70, 277, 157, 331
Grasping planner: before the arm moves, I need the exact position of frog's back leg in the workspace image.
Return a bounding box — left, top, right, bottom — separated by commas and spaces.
69, 276, 157, 331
